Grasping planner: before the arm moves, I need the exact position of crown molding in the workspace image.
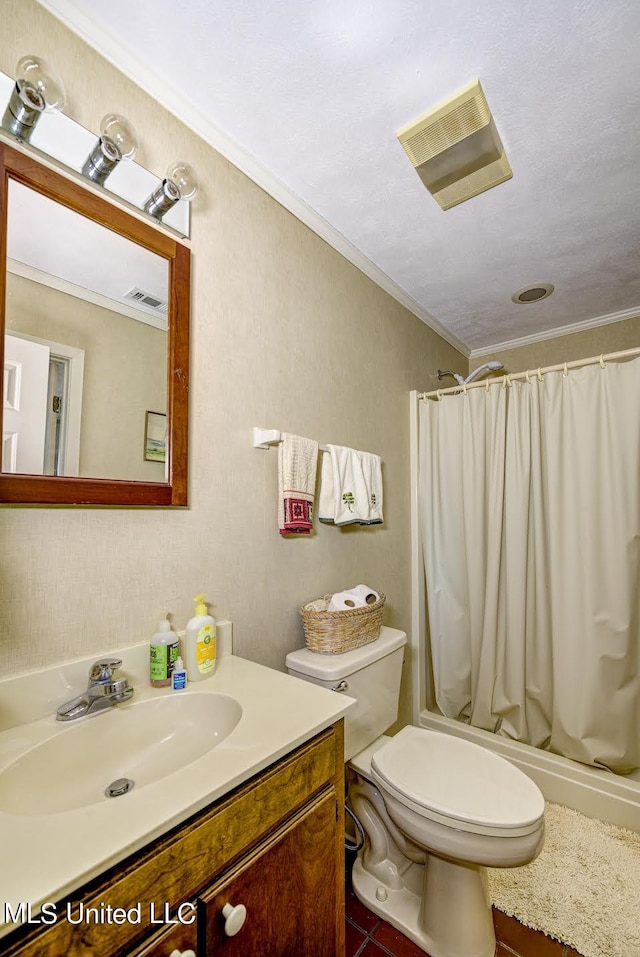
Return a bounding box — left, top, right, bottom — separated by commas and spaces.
469, 305, 640, 359
38, 0, 468, 357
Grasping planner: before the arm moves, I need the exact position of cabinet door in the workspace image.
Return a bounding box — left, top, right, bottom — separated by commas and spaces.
199, 789, 339, 956
126, 920, 197, 957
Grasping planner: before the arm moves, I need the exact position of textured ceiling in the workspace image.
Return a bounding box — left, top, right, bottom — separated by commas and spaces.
45, 0, 640, 353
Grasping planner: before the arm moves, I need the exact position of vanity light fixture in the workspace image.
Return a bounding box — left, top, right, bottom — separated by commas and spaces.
143, 161, 199, 220
82, 113, 139, 185
1, 55, 66, 141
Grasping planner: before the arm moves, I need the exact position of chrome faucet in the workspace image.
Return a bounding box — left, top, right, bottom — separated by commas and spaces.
56, 657, 134, 721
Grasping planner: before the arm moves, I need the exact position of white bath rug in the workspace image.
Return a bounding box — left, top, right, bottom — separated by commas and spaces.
488, 802, 640, 957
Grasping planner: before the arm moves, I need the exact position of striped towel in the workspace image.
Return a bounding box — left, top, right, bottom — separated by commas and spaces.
278, 433, 319, 535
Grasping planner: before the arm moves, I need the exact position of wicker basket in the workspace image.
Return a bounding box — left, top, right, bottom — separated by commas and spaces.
299, 592, 385, 654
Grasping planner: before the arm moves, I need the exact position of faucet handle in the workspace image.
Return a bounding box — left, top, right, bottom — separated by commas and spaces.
89, 658, 122, 683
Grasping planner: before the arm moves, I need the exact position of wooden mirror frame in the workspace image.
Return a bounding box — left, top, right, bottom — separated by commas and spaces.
0, 141, 190, 506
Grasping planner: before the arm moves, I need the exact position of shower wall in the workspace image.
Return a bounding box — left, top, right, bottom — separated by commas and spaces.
469, 312, 640, 375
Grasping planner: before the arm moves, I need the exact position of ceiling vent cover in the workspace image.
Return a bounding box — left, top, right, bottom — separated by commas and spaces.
124, 286, 168, 314
511, 282, 555, 304
397, 79, 512, 210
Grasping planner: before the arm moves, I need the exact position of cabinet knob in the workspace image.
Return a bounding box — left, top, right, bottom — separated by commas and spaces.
222, 902, 247, 936
169, 950, 195, 957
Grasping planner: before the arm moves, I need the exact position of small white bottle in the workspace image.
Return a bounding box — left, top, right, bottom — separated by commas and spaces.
184, 594, 216, 682
172, 656, 187, 691
150, 616, 179, 687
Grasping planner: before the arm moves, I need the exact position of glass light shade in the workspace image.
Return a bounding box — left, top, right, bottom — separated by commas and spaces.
16, 55, 66, 113
166, 161, 199, 201
100, 113, 138, 161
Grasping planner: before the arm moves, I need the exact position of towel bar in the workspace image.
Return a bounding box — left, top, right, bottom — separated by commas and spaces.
252, 427, 328, 452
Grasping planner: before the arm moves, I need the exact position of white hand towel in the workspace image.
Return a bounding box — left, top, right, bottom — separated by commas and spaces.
318, 450, 336, 523
326, 444, 370, 525
360, 451, 383, 525
319, 445, 384, 525
278, 433, 319, 535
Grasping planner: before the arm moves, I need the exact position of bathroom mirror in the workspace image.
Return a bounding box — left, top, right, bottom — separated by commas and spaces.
0, 141, 190, 506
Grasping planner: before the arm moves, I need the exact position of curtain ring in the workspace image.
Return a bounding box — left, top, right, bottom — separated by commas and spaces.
506, 374, 512, 387
462, 382, 468, 395
437, 389, 442, 401
600, 355, 606, 368
563, 362, 569, 377
537, 368, 543, 381
525, 369, 531, 384
485, 378, 490, 392
502, 375, 507, 389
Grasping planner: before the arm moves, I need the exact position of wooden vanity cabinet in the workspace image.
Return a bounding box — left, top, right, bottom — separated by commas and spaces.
2, 722, 345, 957
128, 922, 196, 957
198, 789, 338, 956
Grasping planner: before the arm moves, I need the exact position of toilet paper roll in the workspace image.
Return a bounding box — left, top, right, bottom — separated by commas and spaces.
347, 584, 380, 605
327, 590, 368, 612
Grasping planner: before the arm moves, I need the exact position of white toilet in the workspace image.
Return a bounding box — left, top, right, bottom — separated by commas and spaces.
286, 626, 545, 957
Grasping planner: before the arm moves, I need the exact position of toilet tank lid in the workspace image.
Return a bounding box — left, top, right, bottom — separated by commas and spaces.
285, 626, 407, 680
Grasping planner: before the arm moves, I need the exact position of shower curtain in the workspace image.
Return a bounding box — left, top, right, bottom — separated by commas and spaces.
418, 357, 640, 774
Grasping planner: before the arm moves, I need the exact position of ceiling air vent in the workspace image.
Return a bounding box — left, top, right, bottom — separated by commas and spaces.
124, 286, 168, 314
397, 79, 512, 210
511, 283, 555, 304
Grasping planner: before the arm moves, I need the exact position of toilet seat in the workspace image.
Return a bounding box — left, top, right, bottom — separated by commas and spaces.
370, 726, 545, 838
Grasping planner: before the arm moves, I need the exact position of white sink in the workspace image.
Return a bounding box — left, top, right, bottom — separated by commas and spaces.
0, 653, 355, 941
0, 692, 242, 816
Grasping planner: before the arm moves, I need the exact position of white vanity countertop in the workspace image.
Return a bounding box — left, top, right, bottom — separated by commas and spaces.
0, 648, 354, 940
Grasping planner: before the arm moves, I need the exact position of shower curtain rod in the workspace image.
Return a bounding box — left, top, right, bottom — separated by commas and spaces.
419, 345, 640, 400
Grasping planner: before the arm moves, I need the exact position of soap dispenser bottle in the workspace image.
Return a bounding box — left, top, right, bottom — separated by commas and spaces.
184, 594, 216, 682
150, 615, 179, 687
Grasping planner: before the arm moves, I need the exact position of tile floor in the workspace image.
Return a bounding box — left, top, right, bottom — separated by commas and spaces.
344, 875, 586, 957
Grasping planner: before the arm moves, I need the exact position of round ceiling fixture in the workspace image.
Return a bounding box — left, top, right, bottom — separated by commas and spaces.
511, 282, 554, 304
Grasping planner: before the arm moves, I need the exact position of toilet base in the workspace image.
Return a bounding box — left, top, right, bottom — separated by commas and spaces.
352, 853, 496, 957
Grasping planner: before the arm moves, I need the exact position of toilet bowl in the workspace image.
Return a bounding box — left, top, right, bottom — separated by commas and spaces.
349, 728, 544, 957
285, 627, 545, 957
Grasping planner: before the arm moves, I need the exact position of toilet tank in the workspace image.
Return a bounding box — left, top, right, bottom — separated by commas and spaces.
285, 626, 407, 760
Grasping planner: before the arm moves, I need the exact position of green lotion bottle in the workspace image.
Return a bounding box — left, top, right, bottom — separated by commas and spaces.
150, 616, 179, 687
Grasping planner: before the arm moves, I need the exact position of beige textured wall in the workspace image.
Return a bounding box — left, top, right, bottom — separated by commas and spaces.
470, 314, 640, 374
0, 1, 463, 732
6, 273, 166, 481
